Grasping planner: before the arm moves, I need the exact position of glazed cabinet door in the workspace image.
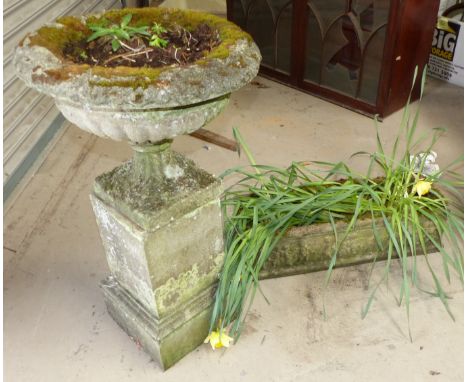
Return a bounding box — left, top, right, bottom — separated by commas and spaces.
227, 0, 437, 116
227, 0, 391, 108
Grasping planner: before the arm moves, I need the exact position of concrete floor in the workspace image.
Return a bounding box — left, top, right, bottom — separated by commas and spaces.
4, 77, 464, 381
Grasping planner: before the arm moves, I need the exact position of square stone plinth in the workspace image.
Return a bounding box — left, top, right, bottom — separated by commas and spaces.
90, 152, 224, 369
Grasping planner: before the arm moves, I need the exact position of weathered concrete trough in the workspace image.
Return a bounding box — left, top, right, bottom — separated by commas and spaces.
262, 216, 438, 279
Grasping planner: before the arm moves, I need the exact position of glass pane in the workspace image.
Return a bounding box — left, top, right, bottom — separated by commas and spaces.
310, 0, 348, 31
353, 0, 390, 31
322, 16, 361, 96
303, 3, 322, 83
230, 0, 293, 73
358, 26, 387, 103
246, 1, 276, 68
353, 0, 390, 103
230, 0, 248, 30
303, 0, 390, 105
275, 2, 293, 73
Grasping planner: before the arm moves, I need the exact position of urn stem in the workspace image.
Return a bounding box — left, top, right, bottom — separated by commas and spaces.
130, 140, 174, 181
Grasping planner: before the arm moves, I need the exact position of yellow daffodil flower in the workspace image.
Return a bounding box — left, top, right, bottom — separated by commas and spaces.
412, 180, 432, 197
204, 330, 233, 350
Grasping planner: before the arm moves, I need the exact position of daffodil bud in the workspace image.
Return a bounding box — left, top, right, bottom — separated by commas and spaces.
412, 180, 432, 197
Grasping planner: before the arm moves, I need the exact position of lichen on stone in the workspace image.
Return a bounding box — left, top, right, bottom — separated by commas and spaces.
154, 252, 224, 313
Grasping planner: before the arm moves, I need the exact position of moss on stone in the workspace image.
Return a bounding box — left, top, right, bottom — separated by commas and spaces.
25, 26, 86, 57
93, 145, 222, 231
159, 306, 212, 369
27, 7, 253, 88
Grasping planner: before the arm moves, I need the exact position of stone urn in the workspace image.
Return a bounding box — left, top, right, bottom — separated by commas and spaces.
14, 8, 260, 369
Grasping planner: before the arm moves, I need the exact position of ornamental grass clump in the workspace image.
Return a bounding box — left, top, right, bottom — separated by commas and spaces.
207, 68, 464, 348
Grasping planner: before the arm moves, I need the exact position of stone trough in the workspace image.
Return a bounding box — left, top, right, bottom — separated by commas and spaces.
263, 216, 438, 279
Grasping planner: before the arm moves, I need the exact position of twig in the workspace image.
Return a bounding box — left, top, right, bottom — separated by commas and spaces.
103, 48, 153, 65
122, 56, 136, 63
119, 40, 143, 52
187, 30, 193, 43
174, 48, 181, 64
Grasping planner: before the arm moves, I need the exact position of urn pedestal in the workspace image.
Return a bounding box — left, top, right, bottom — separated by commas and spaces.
91, 143, 225, 369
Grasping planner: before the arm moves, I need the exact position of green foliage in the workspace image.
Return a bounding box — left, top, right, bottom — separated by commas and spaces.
87, 14, 151, 51
149, 22, 169, 48
86, 15, 170, 51
210, 67, 464, 342
152, 22, 167, 35
149, 35, 169, 48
